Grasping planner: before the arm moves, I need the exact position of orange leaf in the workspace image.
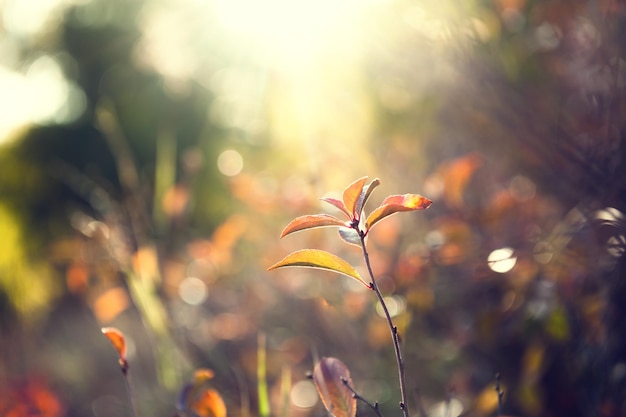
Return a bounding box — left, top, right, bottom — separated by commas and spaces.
313, 357, 356, 417
194, 368, 215, 383
342, 177, 368, 219
191, 388, 227, 417
267, 249, 367, 287
366, 194, 432, 232
280, 214, 348, 238
101, 327, 127, 360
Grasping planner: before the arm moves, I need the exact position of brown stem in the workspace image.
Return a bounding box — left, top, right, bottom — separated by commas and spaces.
120, 359, 140, 417
360, 234, 410, 417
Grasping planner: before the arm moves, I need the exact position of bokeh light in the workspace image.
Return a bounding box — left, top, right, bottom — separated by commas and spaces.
376, 295, 406, 318
290, 380, 318, 409
0, 55, 85, 143
217, 149, 244, 176
427, 398, 464, 417
487, 247, 517, 273
178, 277, 208, 305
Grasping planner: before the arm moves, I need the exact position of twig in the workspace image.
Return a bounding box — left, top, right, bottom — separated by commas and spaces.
494, 373, 504, 417
360, 234, 411, 417
120, 359, 140, 417
341, 377, 384, 417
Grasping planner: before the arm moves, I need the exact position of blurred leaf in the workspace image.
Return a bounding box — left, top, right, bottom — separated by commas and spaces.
312, 357, 356, 417
342, 176, 368, 219
177, 369, 218, 412
280, 214, 348, 238
338, 228, 362, 247
474, 383, 500, 415
257, 332, 270, 417
93, 287, 130, 324
523, 341, 545, 379
191, 388, 227, 417
194, 369, 215, 383
101, 327, 127, 361
1, 379, 64, 417
267, 249, 367, 287
320, 197, 351, 219
280, 366, 292, 417
432, 153, 482, 209
177, 383, 194, 411
545, 304, 570, 342
366, 194, 432, 232
354, 178, 380, 219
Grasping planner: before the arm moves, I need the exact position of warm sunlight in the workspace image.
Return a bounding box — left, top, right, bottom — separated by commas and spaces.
212, 0, 377, 66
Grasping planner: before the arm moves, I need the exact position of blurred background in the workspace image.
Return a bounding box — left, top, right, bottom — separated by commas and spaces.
1, 0, 626, 416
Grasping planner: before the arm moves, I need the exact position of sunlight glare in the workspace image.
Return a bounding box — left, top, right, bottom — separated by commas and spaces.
0, 55, 86, 144
212, 0, 373, 64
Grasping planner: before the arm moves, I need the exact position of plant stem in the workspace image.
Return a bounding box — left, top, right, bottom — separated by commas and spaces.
360, 235, 410, 417
120, 360, 140, 417
341, 377, 384, 417
495, 373, 504, 417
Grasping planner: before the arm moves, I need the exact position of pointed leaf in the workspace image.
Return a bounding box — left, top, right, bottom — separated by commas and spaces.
280, 214, 348, 238
338, 228, 362, 247
101, 327, 127, 360
354, 178, 380, 219
366, 194, 432, 232
191, 388, 227, 417
320, 197, 351, 219
313, 357, 357, 417
267, 249, 367, 287
342, 177, 368, 219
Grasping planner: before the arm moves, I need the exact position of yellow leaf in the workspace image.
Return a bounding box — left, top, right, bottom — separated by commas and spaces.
267, 249, 367, 287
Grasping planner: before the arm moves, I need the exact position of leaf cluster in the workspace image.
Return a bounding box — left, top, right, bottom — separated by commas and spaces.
268, 177, 431, 287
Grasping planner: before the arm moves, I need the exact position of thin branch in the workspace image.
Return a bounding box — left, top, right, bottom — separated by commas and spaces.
341, 377, 384, 417
494, 373, 504, 417
120, 359, 140, 417
359, 233, 411, 417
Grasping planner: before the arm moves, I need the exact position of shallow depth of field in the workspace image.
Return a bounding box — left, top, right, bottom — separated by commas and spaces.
1, 1, 626, 417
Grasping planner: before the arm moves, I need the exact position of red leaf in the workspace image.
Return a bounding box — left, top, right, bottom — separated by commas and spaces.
280, 214, 348, 238
320, 197, 351, 219
365, 194, 432, 232
101, 327, 127, 361
342, 177, 368, 219
313, 357, 357, 417
267, 249, 367, 287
